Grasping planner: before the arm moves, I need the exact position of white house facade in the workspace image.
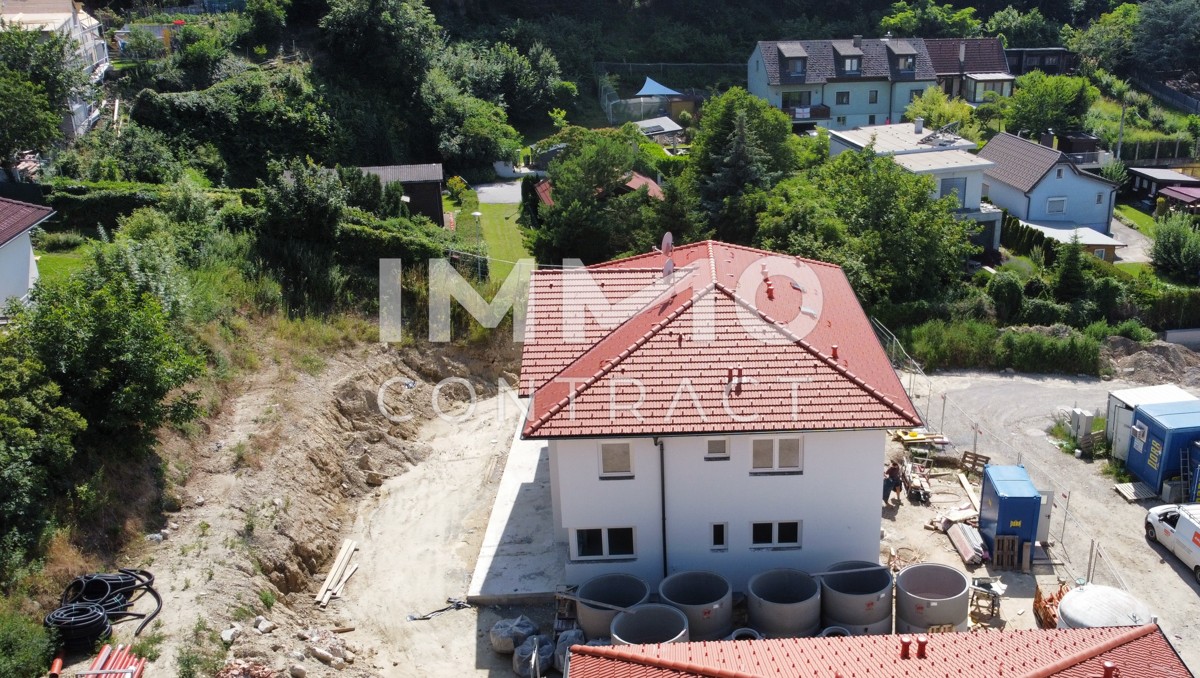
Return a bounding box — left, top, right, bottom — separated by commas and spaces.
978, 133, 1117, 233
830, 121, 1003, 252
0, 197, 54, 308
747, 36, 938, 131
521, 241, 922, 591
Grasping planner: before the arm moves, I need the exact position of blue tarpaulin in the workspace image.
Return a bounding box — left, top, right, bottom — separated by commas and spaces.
635, 77, 682, 97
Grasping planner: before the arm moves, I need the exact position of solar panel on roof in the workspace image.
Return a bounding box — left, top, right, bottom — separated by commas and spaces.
642, 125, 664, 134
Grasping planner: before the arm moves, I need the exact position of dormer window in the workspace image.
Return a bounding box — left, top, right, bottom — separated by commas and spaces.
789, 58, 806, 76
898, 55, 915, 71
843, 57, 861, 73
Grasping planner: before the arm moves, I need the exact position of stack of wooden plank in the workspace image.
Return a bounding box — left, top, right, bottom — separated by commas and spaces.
315, 539, 359, 608
894, 429, 952, 448
948, 523, 988, 566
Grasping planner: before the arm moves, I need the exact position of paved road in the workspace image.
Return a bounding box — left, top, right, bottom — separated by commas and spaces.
922, 371, 1200, 670
475, 180, 522, 204
1111, 217, 1152, 263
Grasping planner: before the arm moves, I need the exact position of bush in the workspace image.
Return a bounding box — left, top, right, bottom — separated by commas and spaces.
995, 328, 1101, 375
0, 601, 53, 677
905, 320, 998, 371
34, 230, 87, 252
1020, 297, 1068, 325
986, 270, 1024, 323
1084, 319, 1156, 343
446, 176, 469, 204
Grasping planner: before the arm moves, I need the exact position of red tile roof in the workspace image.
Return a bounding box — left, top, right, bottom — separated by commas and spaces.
0, 196, 53, 250
535, 179, 555, 206
534, 173, 664, 207
566, 625, 1191, 678
520, 241, 920, 438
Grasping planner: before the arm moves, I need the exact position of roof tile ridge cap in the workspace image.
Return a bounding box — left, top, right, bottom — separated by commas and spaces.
1018, 625, 1158, 678
716, 283, 921, 425
719, 241, 843, 269
524, 283, 716, 435
567, 644, 763, 678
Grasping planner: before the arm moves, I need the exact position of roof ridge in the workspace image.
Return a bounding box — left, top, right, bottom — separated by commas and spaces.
714, 241, 844, 269
569, 644, 763, 678
714, 283, 921, 426
1019, 624, 1157, 678
523, 282, 718, 436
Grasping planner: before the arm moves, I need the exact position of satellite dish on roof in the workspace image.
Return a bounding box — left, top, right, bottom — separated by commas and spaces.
663, 257, 676, 279
661, 232, 674, 257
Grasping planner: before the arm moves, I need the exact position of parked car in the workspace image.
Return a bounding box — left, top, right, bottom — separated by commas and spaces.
1145, 503, 1200, 583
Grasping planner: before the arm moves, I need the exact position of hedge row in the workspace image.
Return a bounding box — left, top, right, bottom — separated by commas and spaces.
44, 180, 260, 233
904, 320, 1102, 375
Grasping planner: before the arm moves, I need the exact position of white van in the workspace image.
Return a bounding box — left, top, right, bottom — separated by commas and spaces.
1145, 503, 1200, 583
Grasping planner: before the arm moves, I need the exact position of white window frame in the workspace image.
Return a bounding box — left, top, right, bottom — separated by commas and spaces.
750, 437, 804, 474
598, 441, 634, 479
898, 55, 915, 71
571, 527, 636, 560
1046, 197, 1067, 215
705, 437, 730, 460
843, 57, 861, 72
711, 522, 728, 550
1093, 248, 1106, 260
750, 520, 803, 548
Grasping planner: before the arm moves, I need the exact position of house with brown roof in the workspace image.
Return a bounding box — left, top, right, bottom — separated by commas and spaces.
564, 623, 1191, 678
747, 35, 939, 130
357, 164, 445, 228
0, 196, 54, 308
977, 133, 1117, 235
519, 241, 921, 590
924, 37, 1014, 104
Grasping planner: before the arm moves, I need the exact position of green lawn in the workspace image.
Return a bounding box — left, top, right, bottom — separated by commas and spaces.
36, 248, 87, 284
1114, 203, 1157, 239
1116, 261, 1153, 276
478, 203, 529, 281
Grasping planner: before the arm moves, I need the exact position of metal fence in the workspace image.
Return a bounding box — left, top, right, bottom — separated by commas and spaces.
593, 62, 745, 125
872, 319, 1125, 590
1133, 73, 1200, 115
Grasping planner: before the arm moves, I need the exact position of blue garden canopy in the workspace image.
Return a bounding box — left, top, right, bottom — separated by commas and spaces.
635, 77, 682, 97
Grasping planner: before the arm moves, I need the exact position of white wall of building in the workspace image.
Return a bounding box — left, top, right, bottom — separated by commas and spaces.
747, 47, 771, 102
1027, 168, 1115, 231
983, 179, 1029, 219
550, 429, 886, 591
0, 232, 38, 305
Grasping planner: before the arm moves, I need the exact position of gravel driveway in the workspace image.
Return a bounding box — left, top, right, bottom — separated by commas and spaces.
923, 371, 1200, 670
1111, 218, 1152, 263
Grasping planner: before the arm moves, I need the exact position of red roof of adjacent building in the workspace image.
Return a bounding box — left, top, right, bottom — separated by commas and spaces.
566, 624, 1191, 678
534, 172, 665, 207
519, 241, 921, 438
923, 37, 1011, 76
0, 196, 53, 250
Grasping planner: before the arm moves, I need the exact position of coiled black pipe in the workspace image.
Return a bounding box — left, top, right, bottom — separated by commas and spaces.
46, 569, 162, 650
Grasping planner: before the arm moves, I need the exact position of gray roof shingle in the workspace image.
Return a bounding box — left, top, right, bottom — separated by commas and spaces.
976, 132, 1067, 193
358, 164, 443, 184
923, 38, 1010, 76
758, 38, 938, 85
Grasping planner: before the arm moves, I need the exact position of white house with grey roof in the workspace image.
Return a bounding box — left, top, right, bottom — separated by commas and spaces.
830, 120, 1003, 252
747, 35, 938, 130
977, 133, 1117, 234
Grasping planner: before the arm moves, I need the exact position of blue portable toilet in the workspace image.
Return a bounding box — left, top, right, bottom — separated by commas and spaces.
978, 465, 1041, 555
1126, 400, 1200, 494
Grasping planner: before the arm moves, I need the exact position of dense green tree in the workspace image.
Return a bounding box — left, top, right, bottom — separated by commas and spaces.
433, 41, 574, 123
338, 166, 384, 215
0, 21, 90, 112
1151, 213, 1200, 283
0, 601, 54, 675
986, 270, 1025, 323
0, 68, 60, 160
1053, 235, 1088, 302
1134, 0, 1200, 75
974, 90, 1011, 131
1006, 71, 1097, 135
1099, 158, 1129, 190
983, 6, 1061, 47
420, 69, 523, 168
319, 0, 439, 90
903, 87, 979, 138
703, 111, 774, 242
880, 0, 981, 37
1065, 3, 1139, 74
123, 27, 166, 61
245, 0, 292, 46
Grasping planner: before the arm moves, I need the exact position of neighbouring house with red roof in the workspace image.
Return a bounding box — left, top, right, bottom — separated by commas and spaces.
0, 197, 54, 309
534, 172, 665, 207
564, 623, 1192, 678
519, 241, 921, 589
923, 38, 1014, 104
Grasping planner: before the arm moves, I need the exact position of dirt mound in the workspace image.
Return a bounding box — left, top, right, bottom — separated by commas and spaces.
1103, 337, 1200, 385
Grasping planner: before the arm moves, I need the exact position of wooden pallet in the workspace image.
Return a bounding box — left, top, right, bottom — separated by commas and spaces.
1114, 481, 1158, 502
1078, 431, 1105, 454
993, 535, 1019, 570
961, 451, 991, 475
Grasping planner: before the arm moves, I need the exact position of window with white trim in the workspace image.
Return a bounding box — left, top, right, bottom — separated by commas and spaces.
711, 523, 728, 550
843, 57, 861, 73
898, 55, 915, 71
705, 438, 729, 460
599, 442, 632, 478
573, 527, 635, 560
751, 521, 802, 547
1047, 197, 1067, 214
1094, 248, 1106, 260
751, 437, 803, 473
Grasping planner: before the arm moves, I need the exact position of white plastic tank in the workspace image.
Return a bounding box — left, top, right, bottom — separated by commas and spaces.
1057, 585, 1155, 629
747, 569, 822, 638
575, 573, 651, 640
610, 604, 689, 645
658, 571, 734, 641
894, 563, 970, 633
819, 561, 894, 635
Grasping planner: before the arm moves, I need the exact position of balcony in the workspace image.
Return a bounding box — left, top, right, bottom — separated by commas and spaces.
781, 104, 831, 122
1065, 150, 1112, 168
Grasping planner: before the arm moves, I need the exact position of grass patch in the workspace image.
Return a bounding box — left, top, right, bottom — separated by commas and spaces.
35, 249, 88, 284
479, 203, 530, 281
998, 254, 1038, 280
176, 617, 225, 678
1115, 203, 1157, 238
130, 623, 166, 661
1101, 458, 1135, 484
258, 589, 276, 610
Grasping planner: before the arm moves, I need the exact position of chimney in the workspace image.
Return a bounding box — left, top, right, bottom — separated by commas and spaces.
1102, 661, 1119, 678
766, 281, 775, 300
914, 117, 924, 134
915, 635, 928, 659
899, 636, 912, 660
852, 34, 862, 48
959, 41, 966, 64
831, 345, 839, 360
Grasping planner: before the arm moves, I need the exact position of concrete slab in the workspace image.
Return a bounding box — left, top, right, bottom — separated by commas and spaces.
467, 422, 564, 604
475, 180, 522, 204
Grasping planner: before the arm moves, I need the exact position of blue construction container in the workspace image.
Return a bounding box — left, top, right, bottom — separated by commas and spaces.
978, 465, 1040, 555
1126, 400, 1200, 494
